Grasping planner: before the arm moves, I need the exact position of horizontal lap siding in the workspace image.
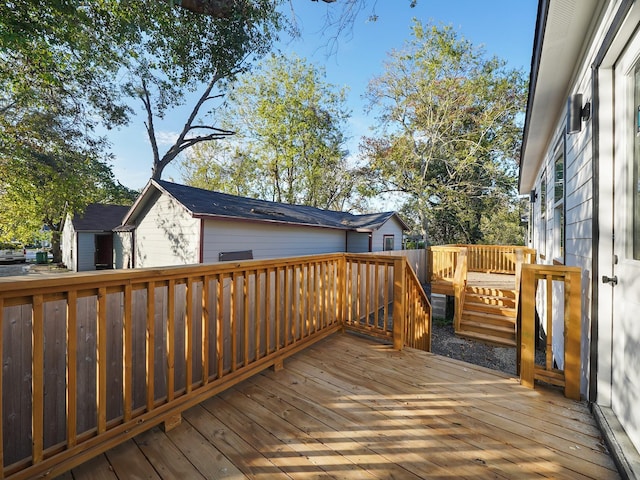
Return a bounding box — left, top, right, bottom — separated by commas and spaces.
135, 193, 200, 268
202, 221, 345, 263
371, 218, 404, 252
346, 232, 369, 253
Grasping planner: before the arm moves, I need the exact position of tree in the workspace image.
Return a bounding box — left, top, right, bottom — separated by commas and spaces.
361, 21, 526, 245
181, 53, 367, 211
1, 1, 281, 245
0, 108, 138, 261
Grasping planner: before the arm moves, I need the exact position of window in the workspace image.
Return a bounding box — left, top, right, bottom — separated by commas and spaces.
634, 63, 640, 259
383, 235, 394, 251
553, 150, 565, 262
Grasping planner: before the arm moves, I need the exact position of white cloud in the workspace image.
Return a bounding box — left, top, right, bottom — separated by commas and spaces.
155, 130, 180, 146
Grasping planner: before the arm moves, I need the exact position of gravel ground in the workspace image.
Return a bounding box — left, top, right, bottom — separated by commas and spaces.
431, 320, 522, 376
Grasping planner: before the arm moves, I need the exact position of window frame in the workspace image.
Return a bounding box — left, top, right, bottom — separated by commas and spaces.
383, 235, 395, 251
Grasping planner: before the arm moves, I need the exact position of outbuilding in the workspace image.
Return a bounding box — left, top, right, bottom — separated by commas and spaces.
61, 203, 131, 271
119, 179, 408, 268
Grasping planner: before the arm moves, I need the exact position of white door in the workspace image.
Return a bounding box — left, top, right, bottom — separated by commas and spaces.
610, 32, 640, 454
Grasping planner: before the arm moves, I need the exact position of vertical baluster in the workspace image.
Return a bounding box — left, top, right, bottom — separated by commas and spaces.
365, 261, 371, 328
185, 279, 193, 392
255, 270, 261, 361
265, 269, 272, 355
374, 263, 380, 330
230, 273, 237, 371
32, 294, 44, 464
66, 291, 77, 448
545, 274, 553, 371
202, 276, 210, 385
123, 284, 133, 422
167, 280, 175, 402
243, 272, 250, 366
307, 263, 313, 336
284, 266, 290, 347
146, 282, 155, 412
275, 267, 281, 350
97, 288, 107, 433
216, 275, 224, 378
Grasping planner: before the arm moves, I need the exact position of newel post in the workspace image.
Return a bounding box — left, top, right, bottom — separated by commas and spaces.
519, 265, 536, 389
393, 257, 406, 350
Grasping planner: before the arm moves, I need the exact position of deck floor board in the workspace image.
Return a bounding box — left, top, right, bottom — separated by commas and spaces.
63, 333, 619, 480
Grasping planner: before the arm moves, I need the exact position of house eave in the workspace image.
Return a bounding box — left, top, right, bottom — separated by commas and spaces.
519, 0, 601, 194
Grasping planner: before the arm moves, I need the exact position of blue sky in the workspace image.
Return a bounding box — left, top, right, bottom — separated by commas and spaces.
108, 0, 539, 191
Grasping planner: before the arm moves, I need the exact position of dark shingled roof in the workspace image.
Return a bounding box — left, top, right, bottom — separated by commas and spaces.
71, 204, 131, 232
152, 180, 405, 231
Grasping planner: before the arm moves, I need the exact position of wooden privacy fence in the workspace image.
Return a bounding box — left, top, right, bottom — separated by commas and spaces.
519, 264, 582, 400
0, 253, 430, 479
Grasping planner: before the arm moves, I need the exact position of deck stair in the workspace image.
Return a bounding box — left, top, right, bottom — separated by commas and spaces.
457, 285, 517, 347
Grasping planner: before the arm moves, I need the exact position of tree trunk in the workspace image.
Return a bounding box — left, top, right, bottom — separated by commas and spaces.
50, 228, 62, 264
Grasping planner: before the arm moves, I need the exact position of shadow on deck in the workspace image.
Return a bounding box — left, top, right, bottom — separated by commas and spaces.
57, 333, 619, 480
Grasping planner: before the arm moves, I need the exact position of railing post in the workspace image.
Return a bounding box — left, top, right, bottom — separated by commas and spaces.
564, 269, 582, 400
520, 265, 536, 389
393, 257, 406, 350
427, 247, 433, 282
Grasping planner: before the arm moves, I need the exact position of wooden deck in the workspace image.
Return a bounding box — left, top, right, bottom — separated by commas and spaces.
55, 333, 619, 480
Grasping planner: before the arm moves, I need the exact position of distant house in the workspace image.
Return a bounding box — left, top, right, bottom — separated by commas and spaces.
119, 179, 408, 268
61, 204, 131, 272
521, 0, 640, 472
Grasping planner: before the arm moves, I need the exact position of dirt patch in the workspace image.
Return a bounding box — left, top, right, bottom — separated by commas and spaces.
431, 320, 520, 376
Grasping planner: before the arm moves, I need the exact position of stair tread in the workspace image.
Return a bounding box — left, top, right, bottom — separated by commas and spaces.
461, 311, 516, 324
456, 330, 517, 347
460, 319, 515, 334
463, 302, 517, 316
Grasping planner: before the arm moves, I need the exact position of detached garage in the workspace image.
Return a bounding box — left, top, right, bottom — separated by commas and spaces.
121, 180, 408, 269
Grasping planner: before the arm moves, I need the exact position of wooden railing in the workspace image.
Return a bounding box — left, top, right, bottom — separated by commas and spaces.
0, 253, 430, 479
341, 254, 431, 351
428, 245, 536, 284
519, 264, 582, 400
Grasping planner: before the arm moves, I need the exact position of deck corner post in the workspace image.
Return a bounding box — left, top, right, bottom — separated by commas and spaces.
564, 270, 582, 400
393, 257, 406, 350
519, 265, 536, 389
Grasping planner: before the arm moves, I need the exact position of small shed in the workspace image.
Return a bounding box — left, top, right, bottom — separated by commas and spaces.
121, 180, 409, 268
61, 204, 131, 272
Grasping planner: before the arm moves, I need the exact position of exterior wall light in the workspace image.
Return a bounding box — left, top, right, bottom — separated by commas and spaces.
566, 93, 591, 134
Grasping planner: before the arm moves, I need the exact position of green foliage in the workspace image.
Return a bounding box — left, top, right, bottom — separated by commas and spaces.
0, 0, 282, 243
362, 21, 527, 245
181, 53, 367, 211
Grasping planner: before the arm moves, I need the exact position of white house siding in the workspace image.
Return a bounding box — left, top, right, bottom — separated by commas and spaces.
201, 220, 345, 262
134, 192, 200, 268
114, 232, 133, 269
77, 233, 96, 272
346, 231, 369, 253
61, 215, 76, 271
371, 217, 404, 252
526, 0, 640, 456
